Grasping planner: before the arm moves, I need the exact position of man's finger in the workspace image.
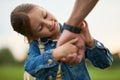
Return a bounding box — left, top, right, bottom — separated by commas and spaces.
67, 38, 78, 44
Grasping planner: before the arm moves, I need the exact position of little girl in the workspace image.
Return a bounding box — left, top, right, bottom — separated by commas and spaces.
10, 3, 113, 80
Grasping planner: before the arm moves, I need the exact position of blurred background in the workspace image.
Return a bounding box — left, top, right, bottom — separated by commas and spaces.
0, 0, 120, 80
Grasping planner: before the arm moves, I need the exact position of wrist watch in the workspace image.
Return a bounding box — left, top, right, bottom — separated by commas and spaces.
63, 23, 81, 34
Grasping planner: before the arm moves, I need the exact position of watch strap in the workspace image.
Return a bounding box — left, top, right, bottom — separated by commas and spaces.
63, 23, 81, 34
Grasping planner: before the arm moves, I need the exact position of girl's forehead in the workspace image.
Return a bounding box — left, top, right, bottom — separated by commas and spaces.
31, 6, 47, 15
33, 6, 43, 11
34, 6, 46, 11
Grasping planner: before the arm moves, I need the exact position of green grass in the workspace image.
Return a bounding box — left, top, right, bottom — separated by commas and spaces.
0, 64, 120, 80
88, 66, 120, 80
0, 65, 24, 80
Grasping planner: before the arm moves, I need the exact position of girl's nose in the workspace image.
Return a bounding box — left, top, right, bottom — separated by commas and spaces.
42, 20, 52, 29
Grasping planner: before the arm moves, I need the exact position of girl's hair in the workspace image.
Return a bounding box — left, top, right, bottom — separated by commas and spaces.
10, 3, 37, 42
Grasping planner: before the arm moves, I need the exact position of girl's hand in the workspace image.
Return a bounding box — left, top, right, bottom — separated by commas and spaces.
60, 35, 85, 65
52, 38, 78, 61
80, 20, 94, 48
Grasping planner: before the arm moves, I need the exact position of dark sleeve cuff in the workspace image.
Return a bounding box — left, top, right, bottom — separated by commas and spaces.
63, 23, 81, 34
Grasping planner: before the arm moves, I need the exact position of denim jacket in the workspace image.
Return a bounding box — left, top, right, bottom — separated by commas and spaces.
24, 24, 113, 80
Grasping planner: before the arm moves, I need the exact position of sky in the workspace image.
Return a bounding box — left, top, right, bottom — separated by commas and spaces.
0, 0, 120, 61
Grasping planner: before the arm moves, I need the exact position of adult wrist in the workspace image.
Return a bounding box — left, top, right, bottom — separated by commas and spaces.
63, 23, 81, 34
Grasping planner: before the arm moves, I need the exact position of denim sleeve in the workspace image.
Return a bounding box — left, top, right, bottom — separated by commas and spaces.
85, 39, 113, 69
24, 41, 58, 77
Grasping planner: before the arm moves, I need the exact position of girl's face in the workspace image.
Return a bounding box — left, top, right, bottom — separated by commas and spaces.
28, 6, 60, 40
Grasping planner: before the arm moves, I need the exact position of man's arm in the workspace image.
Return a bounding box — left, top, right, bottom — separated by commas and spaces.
57, 0, 99, 46
57, 0, 99, 64
66, 0, 99, 27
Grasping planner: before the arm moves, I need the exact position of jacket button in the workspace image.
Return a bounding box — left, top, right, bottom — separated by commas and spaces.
48, 75, 52, 80
51, 43, 55, 47
48, 59, 53, 64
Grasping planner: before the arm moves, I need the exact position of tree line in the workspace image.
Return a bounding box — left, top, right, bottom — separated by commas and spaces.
0, 47, 24, 66
0, 47, 119, 66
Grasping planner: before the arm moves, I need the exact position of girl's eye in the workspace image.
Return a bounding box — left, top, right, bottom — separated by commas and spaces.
44, 12, 47, 19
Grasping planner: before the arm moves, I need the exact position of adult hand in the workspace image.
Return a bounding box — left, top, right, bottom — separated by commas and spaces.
57, 30, 85, 64
57, 20, 94, 65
